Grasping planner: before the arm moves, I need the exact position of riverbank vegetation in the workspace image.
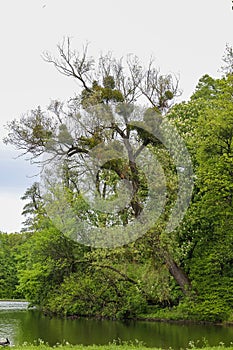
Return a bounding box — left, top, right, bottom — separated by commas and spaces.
1, 41, 233, 322
7, 345, 233, 350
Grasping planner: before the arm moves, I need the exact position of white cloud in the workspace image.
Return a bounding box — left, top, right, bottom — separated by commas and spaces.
0, 189, 25, 232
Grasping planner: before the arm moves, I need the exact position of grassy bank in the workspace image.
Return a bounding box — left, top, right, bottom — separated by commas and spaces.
138, 302, 233, 324
7, 346, 233, 350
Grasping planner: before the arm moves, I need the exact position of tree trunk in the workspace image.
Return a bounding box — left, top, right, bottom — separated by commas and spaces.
165, 254, 192, 296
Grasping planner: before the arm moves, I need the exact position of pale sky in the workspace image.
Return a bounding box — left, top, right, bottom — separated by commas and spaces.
0, 0, 232, 232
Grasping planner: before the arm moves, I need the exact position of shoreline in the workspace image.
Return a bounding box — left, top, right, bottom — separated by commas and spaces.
0, 299, 27, 302
62, 313, 233, 327
2, 300, 233, 327
5, 345, 233, 350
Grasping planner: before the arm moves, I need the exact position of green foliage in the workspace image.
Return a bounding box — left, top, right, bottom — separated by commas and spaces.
45, 270, 147, 319
0, 344, 164, 350
0, 232, 24, 298
4, 107, 55, 159
16, 226, 79, 306
81, 78, 124, 108
171, 72, 233, 321
4, 43, 233, 322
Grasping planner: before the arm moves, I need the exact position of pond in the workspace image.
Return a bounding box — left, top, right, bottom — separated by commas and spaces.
1, 301, 233, 349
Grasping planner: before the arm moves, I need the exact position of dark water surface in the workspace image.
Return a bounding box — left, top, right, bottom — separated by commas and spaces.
1, 301, 233, 349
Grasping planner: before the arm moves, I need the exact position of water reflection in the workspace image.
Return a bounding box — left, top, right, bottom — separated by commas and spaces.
1, 301, 233, 349
0, 301, 28, 345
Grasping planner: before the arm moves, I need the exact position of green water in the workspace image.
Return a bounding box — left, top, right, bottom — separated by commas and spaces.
1, 301, 233, 349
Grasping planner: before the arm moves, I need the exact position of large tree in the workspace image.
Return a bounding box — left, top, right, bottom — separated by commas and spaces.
5, 38, 193, 303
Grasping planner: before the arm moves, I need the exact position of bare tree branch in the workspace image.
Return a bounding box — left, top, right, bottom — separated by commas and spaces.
42, 37, 94, 92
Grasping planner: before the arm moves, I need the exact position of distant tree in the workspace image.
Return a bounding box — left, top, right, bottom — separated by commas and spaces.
0, 232, 24, 299
221, 43, 233, 75
21, 182, 46, 231
17, 226, 79, 306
